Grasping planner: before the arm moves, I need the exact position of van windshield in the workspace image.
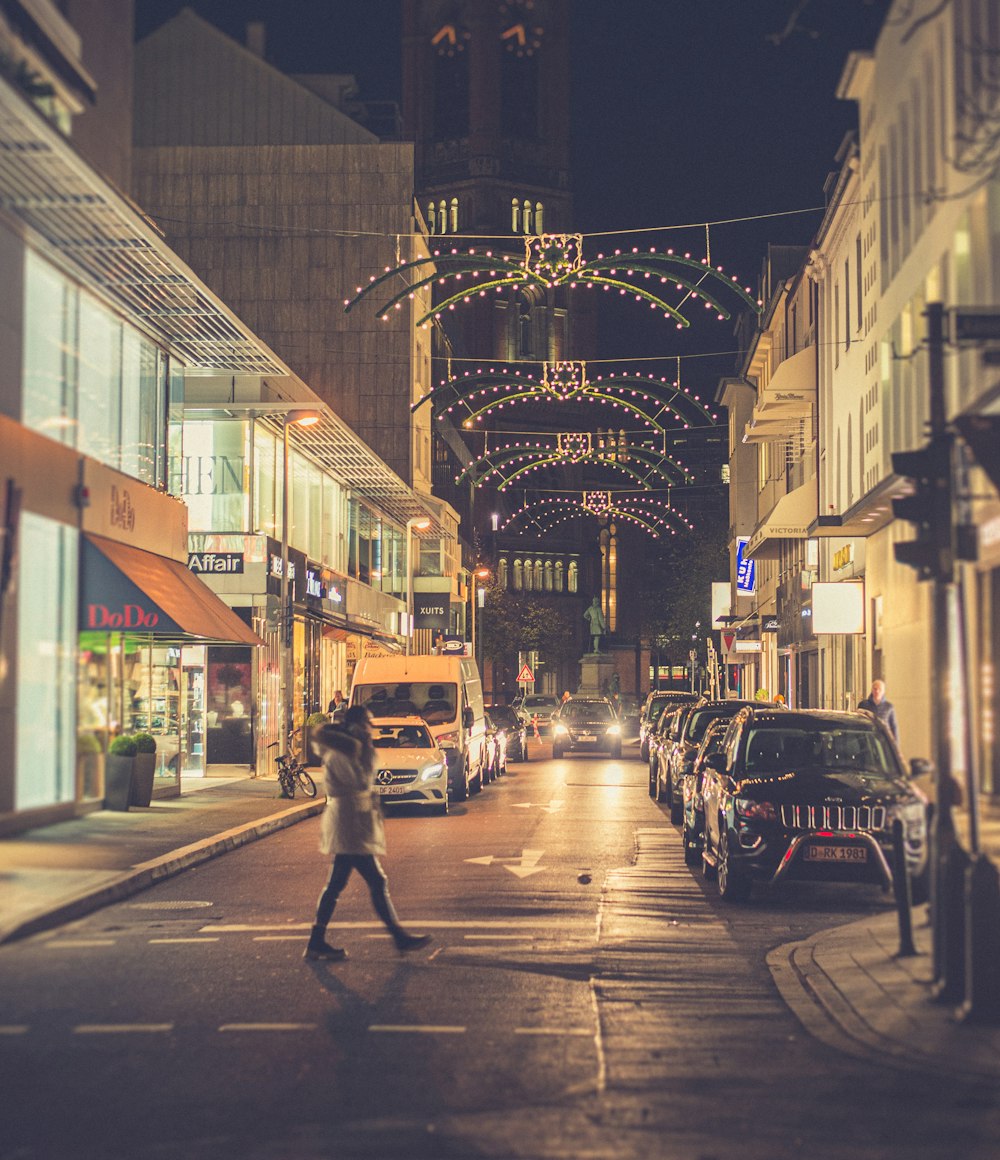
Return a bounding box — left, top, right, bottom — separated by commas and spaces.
354, 682, 458, 725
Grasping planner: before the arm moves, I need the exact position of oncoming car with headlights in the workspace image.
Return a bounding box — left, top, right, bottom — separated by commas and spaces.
552, 697, 623, 759
370, 717, 450, 815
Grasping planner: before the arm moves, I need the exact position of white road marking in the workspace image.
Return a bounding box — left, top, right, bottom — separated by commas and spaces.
204, 919, 590, 933
512, 799, 565, 813
74, 1024, 173, 1034
46, 940, 116, 948
219, 1023, 317, 1032
0, 1025, 29, 1035
514, 1027, 593, 1036
369, 1024, 465, 1034
252, 936, 305, 942
148, 938, 219, 944
463, 849, 546, 878
463, 934, 533, 940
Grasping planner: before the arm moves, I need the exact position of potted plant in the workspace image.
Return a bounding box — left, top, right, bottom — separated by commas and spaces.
76, 731, 104, 800
105, 734, 137, 811
130, 732, 157, 807
304, 712, 330, 766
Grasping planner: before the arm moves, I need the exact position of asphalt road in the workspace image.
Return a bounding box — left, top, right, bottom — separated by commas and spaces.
0, 744, 997, 1159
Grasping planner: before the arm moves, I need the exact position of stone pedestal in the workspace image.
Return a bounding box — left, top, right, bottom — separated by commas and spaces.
578, 652, 617, 695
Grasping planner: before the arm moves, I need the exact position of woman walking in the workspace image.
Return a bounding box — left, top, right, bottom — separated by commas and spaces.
304, 706, 431, 961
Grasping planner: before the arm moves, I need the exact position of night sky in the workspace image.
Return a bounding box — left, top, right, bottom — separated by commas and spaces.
133, 0, 891, 387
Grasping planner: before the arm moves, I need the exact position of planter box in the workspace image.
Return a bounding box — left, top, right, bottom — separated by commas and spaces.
130, 752, 156, 807
104, 754, 134, 811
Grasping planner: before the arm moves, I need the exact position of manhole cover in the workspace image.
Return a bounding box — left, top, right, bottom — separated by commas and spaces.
128, 900, 214, 910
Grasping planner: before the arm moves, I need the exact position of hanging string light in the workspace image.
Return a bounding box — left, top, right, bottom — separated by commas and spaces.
496, 493, 696, 540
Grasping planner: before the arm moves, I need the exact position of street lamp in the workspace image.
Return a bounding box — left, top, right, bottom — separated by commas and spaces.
405, 516, 432, 656
280, 409, 321, 745
470, 566, 490, 675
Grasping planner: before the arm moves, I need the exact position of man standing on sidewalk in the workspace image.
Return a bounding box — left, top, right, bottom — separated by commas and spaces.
858, 679, 898, 742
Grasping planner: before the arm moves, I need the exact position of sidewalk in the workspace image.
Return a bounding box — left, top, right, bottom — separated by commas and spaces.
1, 772, 998, 1084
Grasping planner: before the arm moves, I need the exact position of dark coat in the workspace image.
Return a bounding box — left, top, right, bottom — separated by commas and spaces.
858, 696, 898, 742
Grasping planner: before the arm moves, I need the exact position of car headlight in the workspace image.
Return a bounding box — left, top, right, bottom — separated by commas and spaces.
606, 723, 622, 736
420, 762, 445, 781
554, 723, 568, 736
734, 797, 776, 821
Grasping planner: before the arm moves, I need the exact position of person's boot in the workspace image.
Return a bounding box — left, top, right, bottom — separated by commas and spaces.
303, 924, 347, 962
393, 932, 432, 954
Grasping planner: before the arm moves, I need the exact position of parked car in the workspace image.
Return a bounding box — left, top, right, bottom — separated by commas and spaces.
486, 704, 529, 761
700, 707, 930, 903
638, 691, 701, 761
647, 701, 701, 797
518, 693, 562, 736
654, 698, 768, 822
482, 711, 508, 783
681, 719, 729, 866
552, 696, 623, 759
370, 717, 450, 815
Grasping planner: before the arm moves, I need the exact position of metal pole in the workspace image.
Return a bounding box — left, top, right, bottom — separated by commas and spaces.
280, 420, 291, 745
470, 574, 477, 664
405, 522, 413, 657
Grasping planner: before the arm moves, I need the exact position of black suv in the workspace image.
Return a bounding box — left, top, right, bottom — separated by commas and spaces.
638, 691, 701, 761
552, 697, 622, 759
700, 708, 930, 903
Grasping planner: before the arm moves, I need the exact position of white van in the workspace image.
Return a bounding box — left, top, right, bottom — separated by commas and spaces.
349, 655, 487, 801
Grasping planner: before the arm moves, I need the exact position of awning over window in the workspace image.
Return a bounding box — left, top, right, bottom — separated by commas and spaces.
80, 534, 262, 645
743, 346, 816, 443
745, 481, 817, 560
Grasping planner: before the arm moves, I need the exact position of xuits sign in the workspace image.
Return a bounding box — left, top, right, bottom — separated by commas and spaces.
414, 593, 451, 630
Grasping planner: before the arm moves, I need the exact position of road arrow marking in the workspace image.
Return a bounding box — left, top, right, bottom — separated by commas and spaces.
512, 799, 565, 813
463, 848, 547, 878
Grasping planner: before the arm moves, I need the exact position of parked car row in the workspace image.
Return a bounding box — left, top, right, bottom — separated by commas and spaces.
651, 699, 932, 906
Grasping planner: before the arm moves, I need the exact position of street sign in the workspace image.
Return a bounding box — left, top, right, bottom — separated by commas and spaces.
722, 632, 735, 652
950, 309, 1000, 342
516, 663, 535, 683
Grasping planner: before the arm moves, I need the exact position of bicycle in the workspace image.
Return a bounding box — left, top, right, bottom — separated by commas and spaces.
266, 734, 318, 799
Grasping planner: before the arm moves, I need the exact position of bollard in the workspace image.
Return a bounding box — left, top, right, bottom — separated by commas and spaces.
891, 819, 917, 958
931, 837, 970, 1005
958, 854, 1000, 1024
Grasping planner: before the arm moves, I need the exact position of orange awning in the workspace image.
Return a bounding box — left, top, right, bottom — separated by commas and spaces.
81, 534, 262, 645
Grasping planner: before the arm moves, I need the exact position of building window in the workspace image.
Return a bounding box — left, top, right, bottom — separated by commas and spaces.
554, 560, 564, 592
497, 558, 508, 589
544, 560, 553, 591
513, 558, 523, 590
568, 561, 578, 593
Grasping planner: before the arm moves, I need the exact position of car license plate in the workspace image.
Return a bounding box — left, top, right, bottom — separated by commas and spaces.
375, 785, 408, 795
577, 734, 596, 743
803, 844, 867, 863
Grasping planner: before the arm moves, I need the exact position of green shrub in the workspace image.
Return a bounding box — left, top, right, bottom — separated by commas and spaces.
305, 712, 330, 726
109, 734, 137, 757
77, 732, 102, 755
132, 732, 157, 754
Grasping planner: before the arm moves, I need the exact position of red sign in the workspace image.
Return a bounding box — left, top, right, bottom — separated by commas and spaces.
516, 663, 535, 683
722, 633, 735, 653
85, 603, 160, 630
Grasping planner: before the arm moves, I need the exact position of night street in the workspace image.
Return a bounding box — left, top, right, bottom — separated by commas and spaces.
1, 746, 997, 1160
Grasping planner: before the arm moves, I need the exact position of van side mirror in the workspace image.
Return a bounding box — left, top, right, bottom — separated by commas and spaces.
909, 757, 934, 779
463, 707, 474, 730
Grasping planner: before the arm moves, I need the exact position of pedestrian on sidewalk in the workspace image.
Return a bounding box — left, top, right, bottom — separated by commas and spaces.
858, 679, 898, 742
326, 690, 346, 720
304, 706, 431, 962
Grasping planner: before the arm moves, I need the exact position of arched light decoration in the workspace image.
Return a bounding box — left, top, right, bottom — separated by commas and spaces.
498, 494, 696, 540
412, 361, 719, 430
344, 233, 761, 329
455, 438, 691, 489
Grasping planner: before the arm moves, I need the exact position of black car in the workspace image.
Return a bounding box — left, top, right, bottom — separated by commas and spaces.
654, 698, 768, 823
638, 691, 701, 762
486, 704, 529, 762
647, 700, 702, 797
700, 708, 930, 903
552, 697, 623, 759
680, 718, 731, 866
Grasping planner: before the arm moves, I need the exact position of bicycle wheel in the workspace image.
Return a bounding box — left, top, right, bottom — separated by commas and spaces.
277, 764, 295, 798
295, 767, 318, 798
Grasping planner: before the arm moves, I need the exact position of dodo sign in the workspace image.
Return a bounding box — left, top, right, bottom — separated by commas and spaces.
83, 602, 159, 630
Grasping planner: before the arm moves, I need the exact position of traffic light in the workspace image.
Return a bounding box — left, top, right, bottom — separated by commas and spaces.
891, 437, 953, 582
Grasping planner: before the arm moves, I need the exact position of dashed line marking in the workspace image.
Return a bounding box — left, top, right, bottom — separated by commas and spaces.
74, 1024, 173, 1034
252, 936, 304, 942
148, 938, 220, 944
514, 1027, 593, 1037
0, 1026, 29, 1035
463, 934, 533, 940
219, 1023, 317, 1032
368, 1024, 466, 1034
47, 940, 116, 948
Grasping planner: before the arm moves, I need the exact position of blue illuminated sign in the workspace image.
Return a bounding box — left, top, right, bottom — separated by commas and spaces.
736, 537, 756, 594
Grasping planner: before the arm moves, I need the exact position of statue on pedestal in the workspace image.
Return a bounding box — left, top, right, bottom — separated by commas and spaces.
583, 596, 607, 654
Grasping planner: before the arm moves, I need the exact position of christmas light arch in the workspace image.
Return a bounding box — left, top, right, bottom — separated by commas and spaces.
344, 233, 760, 329
498, 494, 697, 540
414, 361, 719, 430
455, 439, 692, 489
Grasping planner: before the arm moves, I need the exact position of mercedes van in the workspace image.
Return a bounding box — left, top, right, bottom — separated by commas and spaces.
349, 655, 487, 801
